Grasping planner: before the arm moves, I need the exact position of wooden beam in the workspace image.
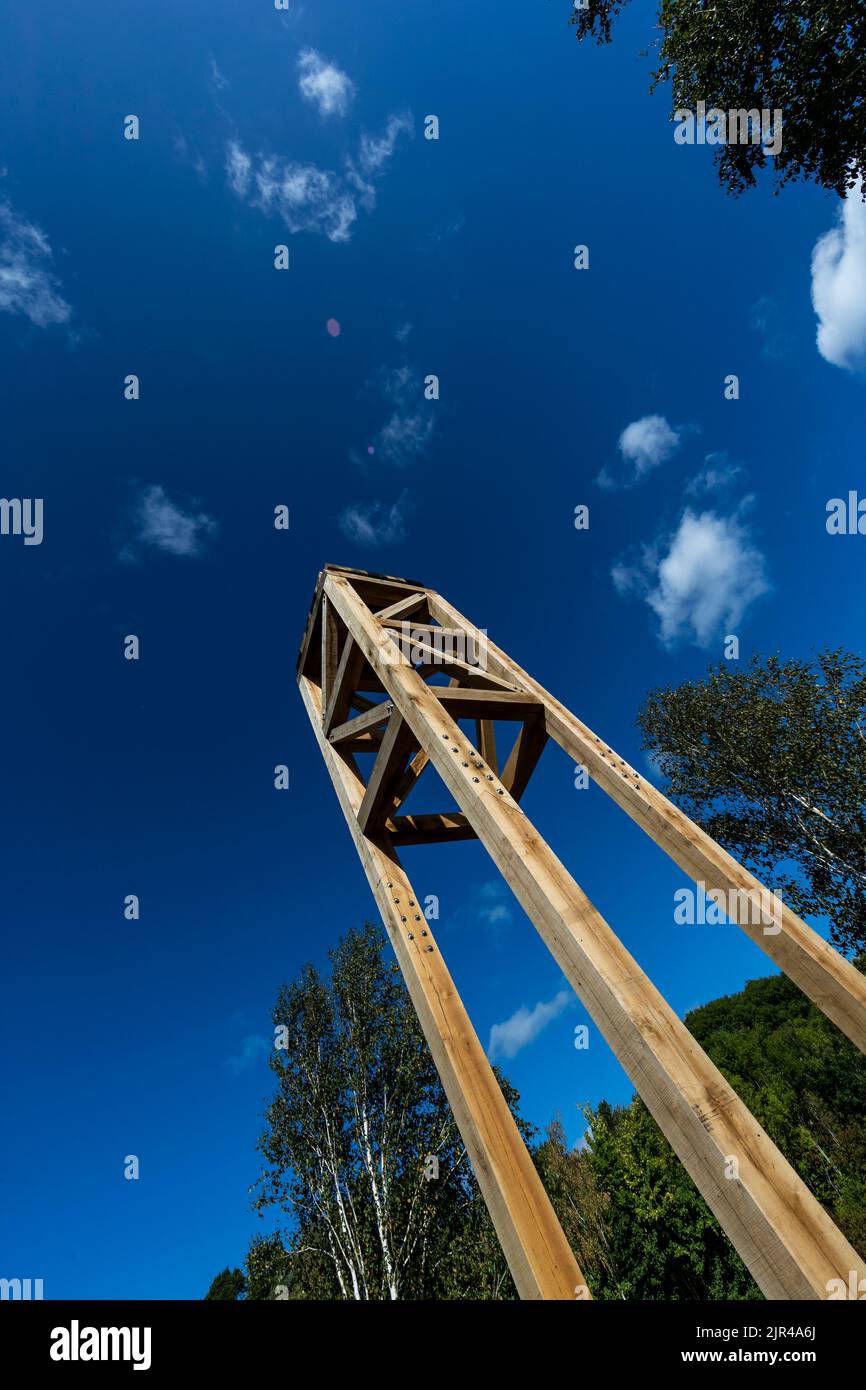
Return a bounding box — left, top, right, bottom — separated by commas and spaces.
408, 635, 518, 692
326, 571, 866, 1301
434, 688, 542, 721
475, 719, 499, 778
427, 592, 866, 1057
320, 594, 341, 716
357, 714, 419, 836
389, 812, 477, 845
375, 592, 429, 622
501, 712, 548, 802
329, 702, 394, 745
323, 634, 367, 736
298, 673, 586, 1301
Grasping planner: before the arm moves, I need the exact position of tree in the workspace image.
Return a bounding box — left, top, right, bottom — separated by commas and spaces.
637, 650, 866, 955
686, 966, 866, 1256
250, 922, 529, 1299
204, 1267, 246, 1300
582, 1099, 760, 1300
570, 1, 866, 196
575, 963, 866, 1298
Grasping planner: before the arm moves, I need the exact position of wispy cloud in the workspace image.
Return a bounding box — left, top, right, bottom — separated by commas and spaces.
298, 48, 354, 118
226, 113, 412, 244
488, 988, 572, 1061
598, 414, 682, 489
748, 295, 792, 361
612, 505, 770, 647
119, 484, 218, 562
376, 411, 434, 467
685, 451, 745, 498
208, 55, 229, 92
339, 492, 410, 547
476, 881, 512, 928
363, 362, 436, 467
811, 179, 866, 372
0, 198, 71, 328
226, 1034, 270, 1075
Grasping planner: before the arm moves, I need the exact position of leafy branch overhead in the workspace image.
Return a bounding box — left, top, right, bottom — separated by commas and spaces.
571, 1, 866, 195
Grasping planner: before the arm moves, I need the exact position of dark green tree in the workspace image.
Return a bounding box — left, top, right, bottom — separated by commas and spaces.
249, 922, 530, 1299
582, 1099, 760, 1300
637, 650, 866, 955
204, 1267, 246, 1300
570, 1, 866, 195
576, 962, 866, 1298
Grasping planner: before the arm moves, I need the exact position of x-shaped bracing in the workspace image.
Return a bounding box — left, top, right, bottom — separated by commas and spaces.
298, 564, 866, 1301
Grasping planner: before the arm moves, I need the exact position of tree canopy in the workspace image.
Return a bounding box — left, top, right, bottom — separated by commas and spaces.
637, 649, 866, 955
571, 1, 866, 195
248, 922, 525, 1299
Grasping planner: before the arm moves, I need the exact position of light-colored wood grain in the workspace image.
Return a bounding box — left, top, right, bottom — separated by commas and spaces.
428, 591, 866, 1057
299, 673, 588, 1301
327, 571, 866, 1301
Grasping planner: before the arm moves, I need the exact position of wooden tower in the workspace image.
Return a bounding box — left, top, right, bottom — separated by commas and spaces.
297, 564, 866, 1301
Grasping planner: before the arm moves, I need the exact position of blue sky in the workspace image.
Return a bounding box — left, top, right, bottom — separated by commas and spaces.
2, 0, 865, 1299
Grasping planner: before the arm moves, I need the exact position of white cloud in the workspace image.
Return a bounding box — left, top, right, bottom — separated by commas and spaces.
376, 411, 434, 466
0, 200, 71, 328
748, 295, 791, 361
598, 414, 681, 488
488, 989, 572, 1061
226, 1034, 270, 1075
121, 485, 218, 561
477, 881, 512, 927
685, 451, 745, 497
209, 55, 229, 92
613, 507, 770, 647
298, 48, 354, 118
339, 493, 409, 547
811, 180, 866, 372
359, 362, 436, 467
225, 114, 411, 244
355, 113, 411, 174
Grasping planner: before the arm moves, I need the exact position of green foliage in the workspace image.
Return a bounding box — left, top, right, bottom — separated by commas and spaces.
214, 923, 866, 1300
248, 922, 522, 1299
571, 1, 866, 195
637, 650, 866, 955
685, 964, 866, 1256
204, 1267, 246, 1300
580, 1100, 760, 1300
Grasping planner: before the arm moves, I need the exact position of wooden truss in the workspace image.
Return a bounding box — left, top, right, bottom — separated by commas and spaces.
297, 564, 866, 1301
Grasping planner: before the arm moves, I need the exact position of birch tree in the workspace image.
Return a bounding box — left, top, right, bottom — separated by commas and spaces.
251, 923, 527, 1299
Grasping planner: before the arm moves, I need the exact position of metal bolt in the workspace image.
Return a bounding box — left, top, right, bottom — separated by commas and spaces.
472, 777, 480, 783
486, 774, 494, 781
462, 761, 469, 767
401, 915, 407, 922
426, 945, 434, 952
497, 788, 504, 795
408, 933, 414, 940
